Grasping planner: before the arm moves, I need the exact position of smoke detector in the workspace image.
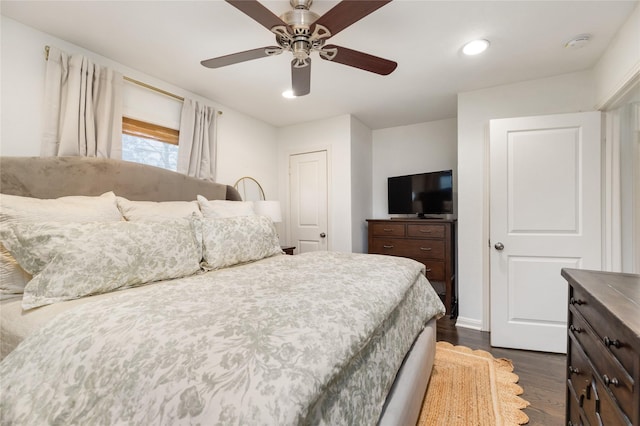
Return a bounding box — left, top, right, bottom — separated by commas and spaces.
565, 34, 591, 49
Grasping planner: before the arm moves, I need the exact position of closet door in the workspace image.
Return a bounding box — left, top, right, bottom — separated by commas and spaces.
289, 150, 328, 253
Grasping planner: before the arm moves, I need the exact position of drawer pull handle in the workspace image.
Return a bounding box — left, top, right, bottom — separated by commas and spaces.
603, 336, 620, 348
425, 268, 432, 272
569, 297, 584, 306
603, 375, 619, 387
383, 228, 393, 232
568, 366, 580, 375
419, 247, 432, 251
383, 245, 394, 249
419, 229, 432, 233
569, 324, 583, 333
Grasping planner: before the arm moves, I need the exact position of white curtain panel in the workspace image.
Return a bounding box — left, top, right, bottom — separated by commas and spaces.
177, 99, 217, 181
41, 46, 123, 158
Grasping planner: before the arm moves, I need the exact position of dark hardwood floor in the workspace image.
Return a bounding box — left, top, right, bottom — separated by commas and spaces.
436, 316, 566, 425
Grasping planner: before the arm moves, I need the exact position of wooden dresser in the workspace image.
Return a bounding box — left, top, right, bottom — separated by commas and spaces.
561, 268, 640, 426
367, 219, 456, 316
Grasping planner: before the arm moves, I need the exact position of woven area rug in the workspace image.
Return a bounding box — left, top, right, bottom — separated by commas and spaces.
416, 341, 530, 426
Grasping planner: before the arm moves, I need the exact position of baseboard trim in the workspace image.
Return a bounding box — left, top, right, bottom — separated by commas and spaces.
455, 316, 484, 331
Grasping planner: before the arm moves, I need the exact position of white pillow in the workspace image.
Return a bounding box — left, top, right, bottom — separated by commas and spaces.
200, 216, 283, 270
0, 192, 123, 299
117, 197, 202, 221
1, 219, 202, 310
197, 195, 255, 218
0, 192, 122, 224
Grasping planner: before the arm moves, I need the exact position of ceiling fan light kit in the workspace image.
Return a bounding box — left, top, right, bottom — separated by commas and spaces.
201, 0, 397, 97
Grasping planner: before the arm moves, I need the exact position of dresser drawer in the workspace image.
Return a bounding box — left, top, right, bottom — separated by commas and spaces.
371, 223, 405, 237
569, 308, 635, 420
581, 378, 631, 426
568, 334, 593, 401
571, 285, 636, 378
407, 223, 445, 238
369, 238, 445, 259
593, 374, 633, 425
420, 260, 445, 281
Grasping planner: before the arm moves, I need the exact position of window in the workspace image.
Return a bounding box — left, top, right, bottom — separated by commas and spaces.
122, 117, 179, 171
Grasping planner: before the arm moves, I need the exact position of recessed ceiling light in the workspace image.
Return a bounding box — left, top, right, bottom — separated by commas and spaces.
462, 39, 490, 56
282, 90, 296, 99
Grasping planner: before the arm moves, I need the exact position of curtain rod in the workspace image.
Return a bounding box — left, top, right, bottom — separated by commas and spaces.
123, 76, 184, 103
44, 45, 222, 115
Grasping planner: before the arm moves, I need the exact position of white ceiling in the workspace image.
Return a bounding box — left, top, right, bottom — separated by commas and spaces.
1, 0, 637, 129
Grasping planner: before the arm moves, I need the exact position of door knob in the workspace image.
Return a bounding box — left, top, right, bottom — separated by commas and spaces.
320, 233, 326, 238
494, 242, 504, 250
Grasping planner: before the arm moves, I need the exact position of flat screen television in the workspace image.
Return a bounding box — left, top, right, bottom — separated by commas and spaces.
387, 170, 453, 217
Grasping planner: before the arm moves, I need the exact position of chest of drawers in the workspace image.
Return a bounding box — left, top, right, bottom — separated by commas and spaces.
561, 268, 640, 426
367, 219, 456, 316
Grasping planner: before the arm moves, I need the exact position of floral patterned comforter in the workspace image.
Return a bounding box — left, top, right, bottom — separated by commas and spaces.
0, 251, 445, 425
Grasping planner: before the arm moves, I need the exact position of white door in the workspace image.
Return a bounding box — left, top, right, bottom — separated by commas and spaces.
289, 150, 328, 253
490, 111, 602, 353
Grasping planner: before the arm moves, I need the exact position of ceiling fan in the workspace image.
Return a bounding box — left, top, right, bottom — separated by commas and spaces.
201, 0, 397, 97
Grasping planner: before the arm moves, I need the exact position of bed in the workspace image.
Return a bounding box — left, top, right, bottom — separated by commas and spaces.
0, 157, 445, 425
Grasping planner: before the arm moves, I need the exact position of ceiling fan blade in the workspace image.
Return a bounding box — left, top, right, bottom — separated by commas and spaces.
291, 59, 311, 96
201, 47, 281, 68
226, 0, 289, 31
320, 45, 397, 75
312, 0, 391, 38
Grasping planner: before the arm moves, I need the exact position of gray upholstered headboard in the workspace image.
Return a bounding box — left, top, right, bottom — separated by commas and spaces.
0, 157, 242, 201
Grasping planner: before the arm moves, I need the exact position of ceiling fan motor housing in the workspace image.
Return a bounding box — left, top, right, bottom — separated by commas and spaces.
278, 7, 322, 63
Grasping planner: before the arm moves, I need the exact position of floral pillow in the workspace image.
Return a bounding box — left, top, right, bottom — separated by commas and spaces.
0, 219, 202, 310
0, 192, 123, 299
116, 197, 202, 221
0, 246, 32, 300
197, 195, 255, 218
200, 215, 283, 270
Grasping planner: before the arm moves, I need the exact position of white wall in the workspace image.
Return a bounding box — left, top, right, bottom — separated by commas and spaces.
277, 114, 353, 252
0, 16, 279, 198
593, 3, 640, 108
457, 71, 597, 330
350, 116, 373, 253
371, 118, 458, 219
